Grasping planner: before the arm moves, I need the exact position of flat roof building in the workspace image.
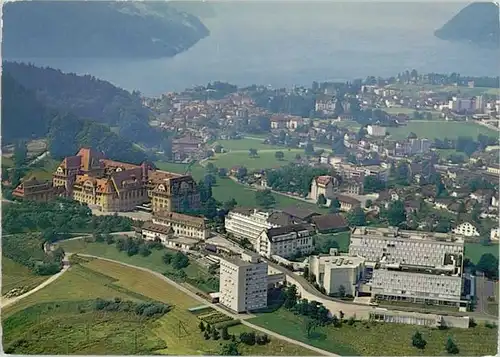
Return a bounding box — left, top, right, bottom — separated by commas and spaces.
219, 252, 268, 313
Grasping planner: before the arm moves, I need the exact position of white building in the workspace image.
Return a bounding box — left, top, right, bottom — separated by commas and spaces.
309, 175, 338, 202
140, 222, 199, 251
490, 228, 500, 241
367, 125, 387, 137
219, 252, 268, 313
224, 208, 280, 245
309, 251, 365, 296
152, 211, 210, 240
452, 222, 480, 237
257, 224, 314, 258
350, 227, 466, 307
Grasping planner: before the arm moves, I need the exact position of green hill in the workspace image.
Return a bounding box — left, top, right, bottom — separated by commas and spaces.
434, 2, 500, 48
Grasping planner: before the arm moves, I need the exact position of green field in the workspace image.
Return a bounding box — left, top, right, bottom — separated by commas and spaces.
25, 158, 59, 181
314, 232, 351, 253
387, 83, 499, 97
250, 308, 498, 356
2, 257, 316, 356
464, 242, 499, 264
2, 257, 50, 295
209, 149, 303, 172
155, 161, 323, 212
57, 238, 217, 293
215, 138, 283, 151
387, 121, 497, 141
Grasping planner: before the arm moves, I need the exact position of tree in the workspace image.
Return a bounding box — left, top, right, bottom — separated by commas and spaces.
139, 244, 151, 257
206, 162, 217, 174
407, 132, 417, 139
346, 206, 366, 226
385, 200, 407, 227
105, 232, 114, 245
363, 176, 385, 193
255, 189, 276, 209
446, 337, 459, 354
220, 342, 240, 356
212, 328, 220, 340
365, 199, 373, 208
223, 198, 238, 212
317, 193, 327, 206
199, 321, 205, 331
284, 285, 298, 309
304, 143, 314, 156
171, 251, 189, 269
203, 330, 210, 340
13, 140, 28, 167
330, 198, 341, 213
275, 151, 285, 161
204, 174, 216, 188
412, 331, 427, 349
295, 153, 302, 161
218, 167, 228, 177
306, 319, 318, 338
162, 252, 173, 264
476, 253, 499, 280
338, 285, 346, 298
221, 326, 230, 340
248, 148, 258, 158
235, 167, 247, 180
239, 332, 256, 345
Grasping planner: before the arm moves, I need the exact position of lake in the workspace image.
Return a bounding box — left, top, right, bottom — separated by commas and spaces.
7, 1, 499, 96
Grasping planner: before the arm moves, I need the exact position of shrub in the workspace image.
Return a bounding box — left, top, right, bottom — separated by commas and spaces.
239, 332, 256, 345
412, 331, 427, 349
214, 320, 241, 329
139, 244, 151, 257
163, 252, 173, 264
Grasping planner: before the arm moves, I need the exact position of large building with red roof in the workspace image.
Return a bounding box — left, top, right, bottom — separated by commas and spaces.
52, 148, 200, 213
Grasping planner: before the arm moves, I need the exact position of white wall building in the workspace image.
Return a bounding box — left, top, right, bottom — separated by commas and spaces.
219, 252, 268, 313
309, 252, 365, 296
225, 208, 280, 245
309, 175, 338, 202
367, 125, 387, 137
350, 227, 466, 307
257, 224, 314, 258
491, 228, 500, 241
452, 222, 480, 237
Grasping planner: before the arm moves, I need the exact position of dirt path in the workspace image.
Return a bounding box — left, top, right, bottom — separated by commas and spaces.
75, 254, 336, 356
1, 254, 71, 308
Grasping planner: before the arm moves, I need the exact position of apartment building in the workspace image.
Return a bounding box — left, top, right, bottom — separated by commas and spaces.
309, 251, 365, 296
367, 125, 387, 137
152, 210, 210, 240
333, 162, 388, 182
219, 252, 268, 313
224, 208, 281, 245
350, 227, 466, 307
257, 224, 314, 258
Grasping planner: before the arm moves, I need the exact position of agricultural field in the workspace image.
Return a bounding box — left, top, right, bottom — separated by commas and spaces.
1, 257, 49, 295
57, 238, 218, 293
386, 121, 497, 141
2, 257, 316, 356
464, 242, 499, 264
155, 161, 323, 212
215, 138, 282, 151
250, 308, 498, 356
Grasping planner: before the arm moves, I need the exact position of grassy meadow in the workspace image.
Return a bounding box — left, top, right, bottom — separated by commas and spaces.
2, 256, 316, 356
250, 308, 498, 356
1, 257, 50, 295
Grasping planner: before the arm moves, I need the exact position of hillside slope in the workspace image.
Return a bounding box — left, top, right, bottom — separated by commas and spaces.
434, 2, 500, 48
2, 1, 210, 58
3, 61, 160, 146
1, 72, 148, 164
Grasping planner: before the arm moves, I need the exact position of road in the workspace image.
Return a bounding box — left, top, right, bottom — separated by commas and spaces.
1, 254, 71, 308
74, 254, 336, 356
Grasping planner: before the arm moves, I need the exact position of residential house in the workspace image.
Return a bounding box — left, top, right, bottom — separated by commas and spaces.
311, 214, 349, 233
452, 222, 480, 237
333, 194, 361, 212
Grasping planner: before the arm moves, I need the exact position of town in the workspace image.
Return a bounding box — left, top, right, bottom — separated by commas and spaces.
2, 70, 499, 356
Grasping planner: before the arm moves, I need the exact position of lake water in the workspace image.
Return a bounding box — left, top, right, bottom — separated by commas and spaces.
8, 2, 500, 97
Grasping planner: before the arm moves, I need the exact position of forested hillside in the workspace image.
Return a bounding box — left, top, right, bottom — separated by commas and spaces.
2, 1, 209, 58
3, 61, 162, 146
1, 71, 148, 164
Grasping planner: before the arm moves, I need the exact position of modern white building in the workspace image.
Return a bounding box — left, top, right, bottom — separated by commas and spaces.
224, 208, 279, 245
350, 227, 466, 307
367, 125, 387, 137
257, 224, 314, 258
219, 251, 268, 313
309, 250, 365, 296
491, 228, 500, 241
452, 222, 480, 237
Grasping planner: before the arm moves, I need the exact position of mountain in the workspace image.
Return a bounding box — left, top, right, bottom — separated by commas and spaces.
434, 2, 500, 48
2, 1, 210, 58
3, 61, 161, 146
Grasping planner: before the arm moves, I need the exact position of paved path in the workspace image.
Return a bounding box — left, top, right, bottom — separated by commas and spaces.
75, 254, 336, 356
1, 254, 71, 308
